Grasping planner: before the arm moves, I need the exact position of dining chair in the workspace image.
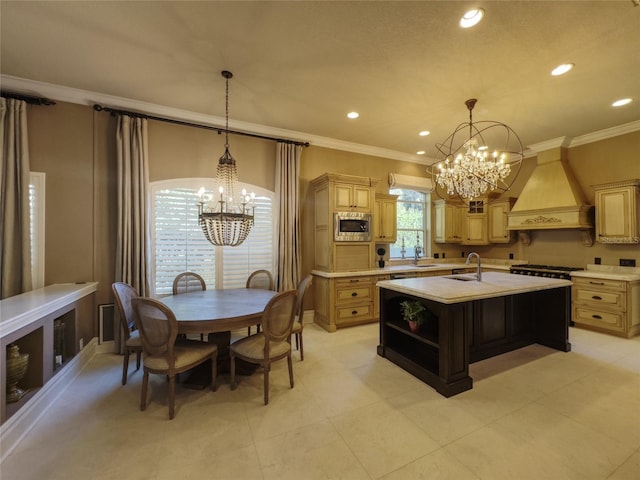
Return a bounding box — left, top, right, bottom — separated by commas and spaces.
112, 282, 143, 385
246, 269, 275, 335
291, 275, 313, 361
172, 271, 206, 295
230, 289, 297, 405
173, 272, 206, 340
131, 297, 218, 420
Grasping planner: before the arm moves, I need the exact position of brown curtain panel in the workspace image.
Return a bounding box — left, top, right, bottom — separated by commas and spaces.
275, 142, 302, 291
115, 115, 149, 296
0, 98, 32, 299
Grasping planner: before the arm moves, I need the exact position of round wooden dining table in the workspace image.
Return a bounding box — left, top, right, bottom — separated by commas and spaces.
157, 288, 279, 381
158, 288, 278, 335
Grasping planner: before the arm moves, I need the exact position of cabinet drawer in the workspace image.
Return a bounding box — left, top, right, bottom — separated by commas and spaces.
336, 286, 372, 303
574, 307, 624, 331
335, 277, 373, 287
336, 304, 372, 323
573, 277, 626, 291
574, 288, 626, 310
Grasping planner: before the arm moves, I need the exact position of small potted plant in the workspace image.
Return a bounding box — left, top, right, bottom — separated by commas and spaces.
399, 299, 426, 333
377, 248, 386, 268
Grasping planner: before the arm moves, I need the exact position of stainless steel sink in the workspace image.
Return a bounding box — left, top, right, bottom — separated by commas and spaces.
445, 275, 476, 282
415, 264, 442, 268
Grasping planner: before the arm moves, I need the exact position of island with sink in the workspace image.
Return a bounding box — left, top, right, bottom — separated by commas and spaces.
376, 271, 572, 397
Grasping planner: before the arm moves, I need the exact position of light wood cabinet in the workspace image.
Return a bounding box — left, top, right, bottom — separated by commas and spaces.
572, 276, 640, 338
462, 200, 488, 245
374, 193, 398, 243
313, 275, 377, 332
488, 199, 515, 243
334, 182, 372, 212
311, 173, 378, 272
373, 274, 390, 320
593, 179, 640, 244
433, 200, 463, 243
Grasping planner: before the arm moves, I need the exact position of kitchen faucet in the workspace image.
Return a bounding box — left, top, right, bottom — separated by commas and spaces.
413, 245, 422, 265
466, 252, 482, 281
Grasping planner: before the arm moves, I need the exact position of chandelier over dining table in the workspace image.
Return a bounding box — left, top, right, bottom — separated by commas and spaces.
198, 70, 255, 247
427, 98, 524, 202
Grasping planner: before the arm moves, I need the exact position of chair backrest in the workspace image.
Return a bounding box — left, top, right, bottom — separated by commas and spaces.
112, 282, 139, 340
261, 290, 297, 343
131, 297, 178, 361
173, 272, 206, 295
246, 269, 274, 291
295, 275, 313, 320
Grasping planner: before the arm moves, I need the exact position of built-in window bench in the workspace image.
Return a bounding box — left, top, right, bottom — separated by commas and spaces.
0, 283, 97, 460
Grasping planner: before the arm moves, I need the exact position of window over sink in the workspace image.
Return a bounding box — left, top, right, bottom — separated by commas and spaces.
389, 188, 431, 259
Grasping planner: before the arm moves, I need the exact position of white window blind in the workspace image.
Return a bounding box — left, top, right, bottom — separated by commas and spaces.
150, 179, 274, 296
29, 172, 45, 290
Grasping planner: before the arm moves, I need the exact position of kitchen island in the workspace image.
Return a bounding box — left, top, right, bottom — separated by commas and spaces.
377, 272, 572, 397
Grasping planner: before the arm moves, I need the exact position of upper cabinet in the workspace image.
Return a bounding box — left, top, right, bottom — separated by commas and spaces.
593, 179, 640, 244
374, 193, 398, 243
433, 199, 463, 243
334, 182, 372, 212
488, 199, 516, 244
434, 197, 516, 245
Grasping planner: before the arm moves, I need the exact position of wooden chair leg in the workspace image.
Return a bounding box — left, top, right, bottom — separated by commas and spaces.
264, 361, 270, 405
122, 350, 130, 385
247, 326, 251, 336
140, 370, 149, 411
299, 333, 304, 361
168, 375, 176, 420
287, 355, 294, 388
230, 353, 237, 390
295, 333, 299, 350
135, 350, 141, 370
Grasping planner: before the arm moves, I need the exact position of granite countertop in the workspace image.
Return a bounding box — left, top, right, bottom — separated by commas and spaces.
571, 264, 640, 281
377, 271, 571, 304
312, 258, 525, 278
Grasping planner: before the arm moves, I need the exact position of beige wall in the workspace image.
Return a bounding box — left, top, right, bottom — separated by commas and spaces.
22, 100, 640, 338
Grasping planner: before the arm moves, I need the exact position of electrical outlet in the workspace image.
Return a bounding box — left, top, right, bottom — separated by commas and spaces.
509, 253, 514, 260
620, 258, 636, 267
79, 338, 84, 351
594, 257, 601, 265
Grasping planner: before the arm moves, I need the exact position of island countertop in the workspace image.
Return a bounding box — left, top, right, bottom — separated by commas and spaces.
377, 271, 572, 304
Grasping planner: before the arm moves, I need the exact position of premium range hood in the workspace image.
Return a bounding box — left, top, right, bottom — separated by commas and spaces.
507, 145, 594, 245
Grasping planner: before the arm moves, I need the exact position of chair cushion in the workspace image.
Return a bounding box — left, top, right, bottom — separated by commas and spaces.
125, 329, 142, 348
230, 334, 291, 361
144, 340, 217, 371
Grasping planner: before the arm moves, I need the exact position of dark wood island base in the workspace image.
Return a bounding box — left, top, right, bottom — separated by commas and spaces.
377, 278, 571, 397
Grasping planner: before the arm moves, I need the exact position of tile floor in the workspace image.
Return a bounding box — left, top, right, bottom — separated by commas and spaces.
1, 323, 639, 480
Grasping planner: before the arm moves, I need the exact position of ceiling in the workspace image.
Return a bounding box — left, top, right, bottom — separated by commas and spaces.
1, 1, 639, 163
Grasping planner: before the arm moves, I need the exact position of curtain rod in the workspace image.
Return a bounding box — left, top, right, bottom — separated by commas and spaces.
93, 104, 310, 147
1, 91, 56, 106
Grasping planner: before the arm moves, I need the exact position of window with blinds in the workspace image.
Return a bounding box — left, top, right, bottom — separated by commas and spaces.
150, 179, 275, 296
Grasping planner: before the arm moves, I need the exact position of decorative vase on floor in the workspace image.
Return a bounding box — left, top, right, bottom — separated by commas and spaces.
6, 344, 29, 403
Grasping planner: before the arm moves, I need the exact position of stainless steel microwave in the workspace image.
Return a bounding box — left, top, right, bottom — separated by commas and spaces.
334, 212, 372, 241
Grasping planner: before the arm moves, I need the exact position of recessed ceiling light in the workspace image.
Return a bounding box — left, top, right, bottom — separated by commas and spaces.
417, 151, 426, 155
347, 111, 359, 119
612, 98, 632, 107
419, 130, 430, 137
459, 9, 484, 28
551, 63, 574, 76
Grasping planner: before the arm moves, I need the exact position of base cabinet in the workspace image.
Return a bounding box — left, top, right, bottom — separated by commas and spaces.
572, 276, 640, 337
314, 275, 379, 332
377, 286, 571, 397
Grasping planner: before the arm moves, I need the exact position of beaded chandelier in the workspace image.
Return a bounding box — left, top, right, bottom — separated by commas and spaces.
197, 71, 254, 247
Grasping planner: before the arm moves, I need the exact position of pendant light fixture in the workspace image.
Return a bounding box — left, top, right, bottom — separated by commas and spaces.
197, 70, 255, 247
427, 98, 524, 202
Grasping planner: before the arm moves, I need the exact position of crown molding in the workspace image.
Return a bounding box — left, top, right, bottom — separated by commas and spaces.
2, 74, 637, 164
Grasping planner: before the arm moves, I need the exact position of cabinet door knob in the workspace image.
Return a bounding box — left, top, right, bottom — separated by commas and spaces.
351, 292, 358, 297
352, 310, 358, 315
